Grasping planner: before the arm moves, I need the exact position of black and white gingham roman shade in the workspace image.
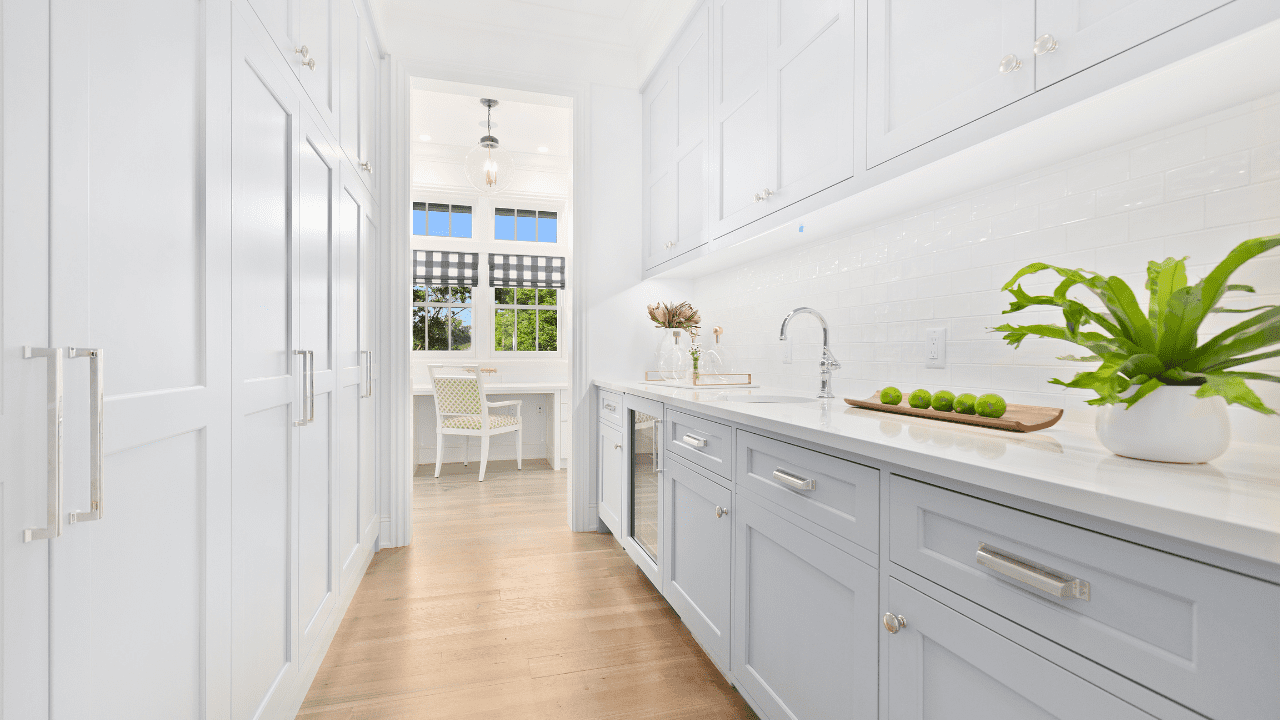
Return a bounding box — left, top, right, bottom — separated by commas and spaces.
488, 254, 566, 289
413, 250, 479, 287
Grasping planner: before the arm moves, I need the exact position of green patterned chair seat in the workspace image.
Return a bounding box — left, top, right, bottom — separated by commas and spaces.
441, 414, 519, 430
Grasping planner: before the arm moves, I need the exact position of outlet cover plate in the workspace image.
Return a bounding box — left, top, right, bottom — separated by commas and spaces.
926, 328, 946, 369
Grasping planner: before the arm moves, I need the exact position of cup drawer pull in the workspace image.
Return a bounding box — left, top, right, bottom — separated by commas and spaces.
682, 433, 708, 448
975, 543, 1090, 601
772, 468, 814, 491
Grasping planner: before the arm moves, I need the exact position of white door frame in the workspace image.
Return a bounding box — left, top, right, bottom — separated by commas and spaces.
388, 58, 598, 537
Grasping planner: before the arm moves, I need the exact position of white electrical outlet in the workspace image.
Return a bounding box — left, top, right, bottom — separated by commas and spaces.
781, 340, 793, 364
925, 328, 946, 369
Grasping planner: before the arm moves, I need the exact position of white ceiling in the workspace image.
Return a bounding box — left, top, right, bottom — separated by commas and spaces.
372, 0, 699, 85
410, 81, 573, 157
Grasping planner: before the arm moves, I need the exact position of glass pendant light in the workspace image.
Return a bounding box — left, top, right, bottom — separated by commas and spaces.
464, 98, 515, 194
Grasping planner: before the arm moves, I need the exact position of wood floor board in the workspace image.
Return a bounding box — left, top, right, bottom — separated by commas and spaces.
296, 460, 756, 719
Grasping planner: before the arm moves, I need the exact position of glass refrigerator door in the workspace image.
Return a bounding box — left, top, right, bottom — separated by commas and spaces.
630, 409, 661, 562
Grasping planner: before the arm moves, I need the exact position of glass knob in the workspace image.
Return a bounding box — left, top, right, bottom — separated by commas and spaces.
1033, 34, 1058, 55
999, 54, 1022, 74
883, 613, 906, 634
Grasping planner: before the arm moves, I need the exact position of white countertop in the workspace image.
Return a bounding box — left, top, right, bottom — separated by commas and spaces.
413, 381, 568, 396
597, 379, 1280, 567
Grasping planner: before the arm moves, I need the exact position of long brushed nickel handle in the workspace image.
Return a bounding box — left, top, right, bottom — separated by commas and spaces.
772, 468, 814, 491
295, 350, 311, 426
68, 348, 104, 523
976, 543, 1090, 601
24, 347, 65, 541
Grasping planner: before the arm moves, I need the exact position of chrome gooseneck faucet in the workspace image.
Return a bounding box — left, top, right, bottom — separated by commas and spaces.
779, 307, 841, 399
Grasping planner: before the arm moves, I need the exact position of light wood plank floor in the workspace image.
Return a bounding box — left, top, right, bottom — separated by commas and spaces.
296, 459, 757, 720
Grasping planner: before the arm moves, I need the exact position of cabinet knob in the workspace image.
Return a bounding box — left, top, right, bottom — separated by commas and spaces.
361, 161, 372, 172
716, 505, 728, 518
882, 613, 906, 634
999, 54, 1022, 74
614, 443, 622, 450
302, 57, 316, 70
295, 45, 309, 59
1033, 34, 1058, 55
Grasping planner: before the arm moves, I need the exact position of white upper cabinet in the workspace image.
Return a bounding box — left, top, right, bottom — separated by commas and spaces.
711, 0, 772, 238
771, 0, 856, 208
1033, 0, 1232, 88
867, 0, 1036, 166
644, 6, 710, 270
710, 0, 856, 240
340, 0, 380, 197
298, 0, 340, 129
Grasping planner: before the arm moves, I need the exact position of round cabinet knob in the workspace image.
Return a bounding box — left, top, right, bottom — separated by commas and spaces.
295, 45, 310, 59
1033, 34, 1058, 55
753, 192, 763, 203
303, 57, 316, 70
715, 505, 728, 518
999, 54, 1022, 74
614, 443, 622, 450
361, 161, 372, 172
882, 612, 906, 634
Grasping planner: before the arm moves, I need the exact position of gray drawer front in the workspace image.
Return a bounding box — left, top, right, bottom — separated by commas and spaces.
889, 475, 1280, 720
598, 389, 622, 426
666, 409, 732, 479
736, 430, 878, 553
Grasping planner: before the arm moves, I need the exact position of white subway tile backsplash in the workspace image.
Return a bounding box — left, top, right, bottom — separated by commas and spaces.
692, 96, 1280, 446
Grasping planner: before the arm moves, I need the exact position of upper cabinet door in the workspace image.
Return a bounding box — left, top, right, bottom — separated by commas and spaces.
867, 0, 1035, 166
643, 6, 709, 271
298, 0, 339, 130
340, 0, 378, 195
711, 0, 773, 239
246, 0, 298, 63
770, 0, 856, 207
1034, 0, 1232, 88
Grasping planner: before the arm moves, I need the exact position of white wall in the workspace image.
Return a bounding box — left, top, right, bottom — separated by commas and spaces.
691, 94, 1280, 445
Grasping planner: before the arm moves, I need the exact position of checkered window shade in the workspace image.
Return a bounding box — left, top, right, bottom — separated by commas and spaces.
413, 250, 479, 287
488, 254, 566, 289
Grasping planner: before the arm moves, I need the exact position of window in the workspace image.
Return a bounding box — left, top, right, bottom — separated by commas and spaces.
495, 208, 557, 242
493, 288, 557, 351
413, 202, 472, 238
413, 286, 473, 351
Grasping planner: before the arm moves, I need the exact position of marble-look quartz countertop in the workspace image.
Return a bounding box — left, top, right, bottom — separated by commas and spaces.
597, 380, 1280, 567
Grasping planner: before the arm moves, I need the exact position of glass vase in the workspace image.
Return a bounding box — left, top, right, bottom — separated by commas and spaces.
655, 328, 691, 381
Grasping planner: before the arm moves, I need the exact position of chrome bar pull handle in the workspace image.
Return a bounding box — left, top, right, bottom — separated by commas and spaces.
294, 350, 310, 426
682, 433, 707, 448
24, 347, 65, 541
603, 402, 617, 412
68, 348, 104, 523
976, 543, 1090, 601
307, 350, 316, 423
772, 468, 814, 491
362, 350, 374, 398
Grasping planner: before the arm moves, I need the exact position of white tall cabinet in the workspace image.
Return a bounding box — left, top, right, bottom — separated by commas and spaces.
1, 1, 401, 718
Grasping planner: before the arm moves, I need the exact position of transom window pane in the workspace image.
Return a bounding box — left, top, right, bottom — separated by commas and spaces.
494, 208, 516, 240
417, 202, 473, 238
495, 207, 558, 243
516, 210, 537, 242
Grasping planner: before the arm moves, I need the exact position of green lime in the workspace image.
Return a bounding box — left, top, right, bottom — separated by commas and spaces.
954, 393, 978, 415
931, 390, 956, 412
880, 386, 903, 405
977, 393, 1007, 418
908, 389, 932, 409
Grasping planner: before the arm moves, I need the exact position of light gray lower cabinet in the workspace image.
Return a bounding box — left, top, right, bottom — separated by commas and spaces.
662, 458, 732, 671
732, 493, 878, 720
885, 578, 1154, 720
597, 420, 624, 537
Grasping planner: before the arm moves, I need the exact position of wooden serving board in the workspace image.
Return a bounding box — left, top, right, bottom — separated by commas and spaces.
843, 395, 1063, 433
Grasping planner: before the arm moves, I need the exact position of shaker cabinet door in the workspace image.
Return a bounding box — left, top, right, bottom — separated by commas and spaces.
1034, 0, 1232, 88
663, 461, 732, 670
867, 0, 1035, 166
598, 421, 625, 536
298, 0, 339, 131
732, 495, 877, 720
885, 578, 1155, 720
711, 0, 773, 238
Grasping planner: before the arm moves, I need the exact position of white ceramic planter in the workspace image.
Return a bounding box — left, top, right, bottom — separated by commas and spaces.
1095, 385, 1231, 463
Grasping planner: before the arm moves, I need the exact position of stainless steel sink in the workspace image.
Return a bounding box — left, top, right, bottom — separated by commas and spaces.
724, 395, 817, 404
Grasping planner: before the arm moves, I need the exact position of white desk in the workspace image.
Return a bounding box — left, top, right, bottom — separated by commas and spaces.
413, 382, 570, 470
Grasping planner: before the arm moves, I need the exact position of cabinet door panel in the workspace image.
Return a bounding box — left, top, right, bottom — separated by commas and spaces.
649, 171, 678, 261
650, 79, 678, 173
678, 144, 706, 247
663, 461, 732, 669
774, 0, 855, 202
719, 0, 768, 105
867, 0, 1035, 166
1035, 0, 1231, 87
246, 0, 295, 60
886, 578, 1154, 720
299, 0, 339, 129
678, 30, 709, 148
713, 0, 773, 237
718, 92, 770, 220
733, 495, 877, 720
599, 422, 624, 536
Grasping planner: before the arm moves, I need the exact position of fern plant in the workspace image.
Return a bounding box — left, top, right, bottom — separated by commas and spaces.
993, 234, 1280, 413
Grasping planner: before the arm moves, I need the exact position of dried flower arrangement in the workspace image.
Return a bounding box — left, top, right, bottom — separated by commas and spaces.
647, 301, 701, 330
